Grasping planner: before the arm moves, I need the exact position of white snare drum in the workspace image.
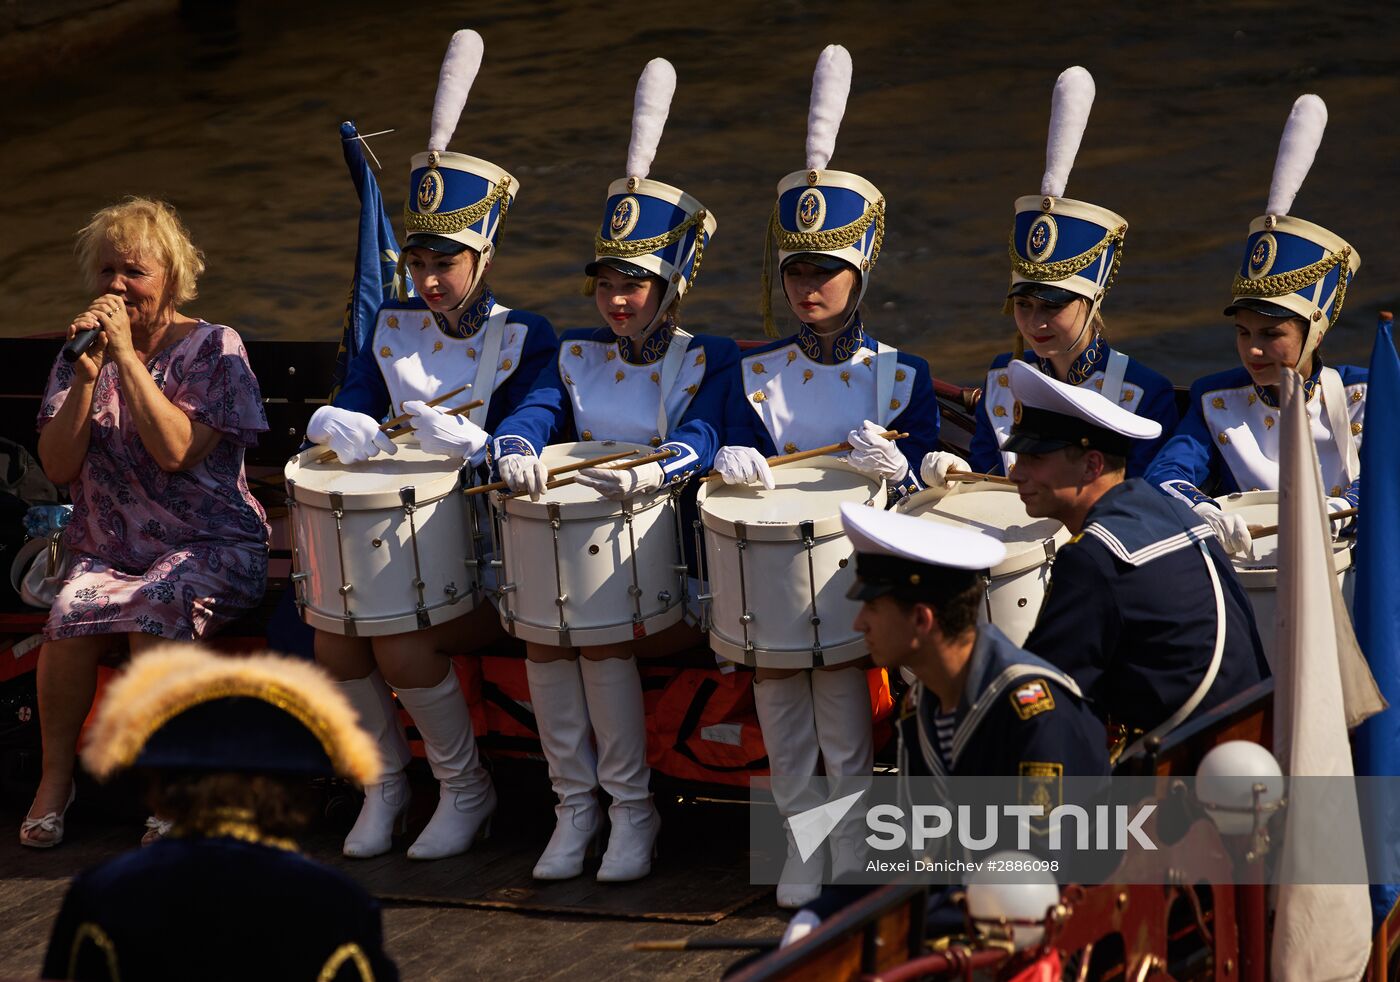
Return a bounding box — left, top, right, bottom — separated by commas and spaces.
1216, 490, 1355, 658
698, 457, 885, 669
896, 483, 1068, 647
285, 442, 482, 637
495, 441, 686, 647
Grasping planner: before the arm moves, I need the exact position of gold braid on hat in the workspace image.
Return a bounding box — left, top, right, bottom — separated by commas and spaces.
1230, 246, 1352, 323
403, 176, 513, 236
1002, 223, 1126, 320
761, 196, 886, 337
582, 212, 710, 305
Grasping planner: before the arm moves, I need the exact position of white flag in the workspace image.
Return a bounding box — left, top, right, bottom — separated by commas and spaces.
1271, 368, 1374, 981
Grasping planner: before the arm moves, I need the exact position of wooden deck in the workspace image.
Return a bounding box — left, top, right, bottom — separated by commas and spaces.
0, 765, 787, 980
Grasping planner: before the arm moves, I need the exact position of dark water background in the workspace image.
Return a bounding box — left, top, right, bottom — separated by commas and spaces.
2, 0, 1398, 385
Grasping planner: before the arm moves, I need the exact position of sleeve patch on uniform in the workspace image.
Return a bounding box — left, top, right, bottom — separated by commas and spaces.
1019, 760, 1064, 833
1011, 680, 1055, 720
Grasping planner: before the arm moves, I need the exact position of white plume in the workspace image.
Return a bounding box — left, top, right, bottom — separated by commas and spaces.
805, 45, 853, 172
1040, 66, 1096, 198
1266, 94, 1328, 217
428, 30, 485, 153
625, 58, 677, 180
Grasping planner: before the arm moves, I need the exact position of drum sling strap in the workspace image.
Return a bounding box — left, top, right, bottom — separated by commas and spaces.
655, 328, 694, 440
1100, 349, 1129, 405
1122, 539, 1227, 758
1318, 366, 1360, 485
875, 341, 898, 427
467, 305, 512, 429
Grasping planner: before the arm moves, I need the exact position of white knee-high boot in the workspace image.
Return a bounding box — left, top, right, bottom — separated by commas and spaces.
526, 659, 602, 880
811, 667, 874, 882
579, 656, 659, 882
754, 672, 824, 908
338, 672, 412, 859
395, 668, 496, 860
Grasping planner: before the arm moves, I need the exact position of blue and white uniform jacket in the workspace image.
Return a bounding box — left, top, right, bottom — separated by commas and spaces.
489, 325, 738, 484
1024, 480, 1269, 735
1146, 363, 1365, 509
724, 319, 939, 504
333, 290, 558, 439
970, 337, 1178, 478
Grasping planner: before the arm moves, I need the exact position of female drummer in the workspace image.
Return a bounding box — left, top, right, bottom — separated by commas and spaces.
1146, 94, 1364, 558
924, 67, 1176, 487
489, 59, 735, 883
303, 31, 557, 862
712, 46, 939, 908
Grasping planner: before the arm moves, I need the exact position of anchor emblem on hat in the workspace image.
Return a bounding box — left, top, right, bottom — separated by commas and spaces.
416, 169, 445, 214
796, 188, 826, 231
1248, 233, 1277, 279
609, 196, 641, 240
1027, 215, 1058, 261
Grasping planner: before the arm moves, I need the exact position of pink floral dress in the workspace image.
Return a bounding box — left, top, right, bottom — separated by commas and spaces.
37, 322, 270, 640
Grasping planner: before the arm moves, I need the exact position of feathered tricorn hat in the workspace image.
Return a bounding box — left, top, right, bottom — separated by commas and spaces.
1006, 67, 1127, 320
81, 645, 381, 786
1224, 94, 1360, 371
400, 30, 518, 302
586, 58, 717, 335
762, 45, 885, 337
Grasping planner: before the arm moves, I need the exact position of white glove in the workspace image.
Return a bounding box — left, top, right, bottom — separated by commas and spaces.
498, 453, 549, 501
1326, 496, 1354, 534
403, 400, 488, 460
919, 450, 971, 488
576, 462, 666, 500
846, 419, 909, 483
780, 909, 822, 948
1194, 502, 1253, 557
306, 406, 396, 464
713, 446, 775, 490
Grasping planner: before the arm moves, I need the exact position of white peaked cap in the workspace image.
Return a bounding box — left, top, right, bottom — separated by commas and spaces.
840, 502, 1008, 572
1007, 360, 1162, 440
805, 44, 853, 171
1266, 94, 1327, 217
428, 29, 485, 153
626, 58, 677, 181
1040, 66, 1096, 198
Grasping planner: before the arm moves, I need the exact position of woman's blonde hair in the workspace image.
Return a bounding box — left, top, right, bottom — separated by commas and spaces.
75, 197, 206, 307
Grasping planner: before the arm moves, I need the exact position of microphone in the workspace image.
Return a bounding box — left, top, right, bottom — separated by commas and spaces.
61, 327, 101, 363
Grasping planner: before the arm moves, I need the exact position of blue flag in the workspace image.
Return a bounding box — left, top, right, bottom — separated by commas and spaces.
331, 120, 402, 399
1353, 313, 1400, 928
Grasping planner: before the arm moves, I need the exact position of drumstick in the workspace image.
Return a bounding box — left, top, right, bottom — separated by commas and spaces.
313, 395, 484, 464
524, 448, 678, 496
946, 469, 1016, 487
628, 938, 780, 952
464, 449, 640, 497
1247, 506, 1357, 539
700, 431, 909, 484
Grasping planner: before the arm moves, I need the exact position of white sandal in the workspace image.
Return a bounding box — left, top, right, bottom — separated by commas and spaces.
142, 815, 174, 847
20, 784, 76, 849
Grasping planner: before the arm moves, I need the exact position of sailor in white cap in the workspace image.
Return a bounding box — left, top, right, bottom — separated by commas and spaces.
306, 31, 559, 864
1146, 94, 1365, 558
777, 505, 1108, 948
922, 67, 1176, 489
1007, 361, 1268, 752
841, 503, 1109, 780
489, 58, 736, 884
709, 44, 940, 910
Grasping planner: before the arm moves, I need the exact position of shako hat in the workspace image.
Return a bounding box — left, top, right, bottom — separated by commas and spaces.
586, 58, 717, 335
840, 502, 1006, 602
1224, 94, 1360, 371
400, 30, 518, 301
80, 645, 381, 785
762, 45, 885, 337
1007, 67, 1127, 319
1002, 359, 1160, 458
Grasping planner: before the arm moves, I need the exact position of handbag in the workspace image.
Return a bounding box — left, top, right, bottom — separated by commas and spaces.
11, 530, 69, 609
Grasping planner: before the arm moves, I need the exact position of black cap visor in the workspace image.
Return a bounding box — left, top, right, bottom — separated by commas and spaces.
585, 258, 656, 280
1224, 297, 1299, 319
403, 233, 472, 256
1007, 281, 1083, 306
782, 252, 855, 274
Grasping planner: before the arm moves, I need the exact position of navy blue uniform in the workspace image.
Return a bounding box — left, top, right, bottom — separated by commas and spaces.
1024, 479, 1269, 734
44, 836, 398, 982
899, 624, 1110, 779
